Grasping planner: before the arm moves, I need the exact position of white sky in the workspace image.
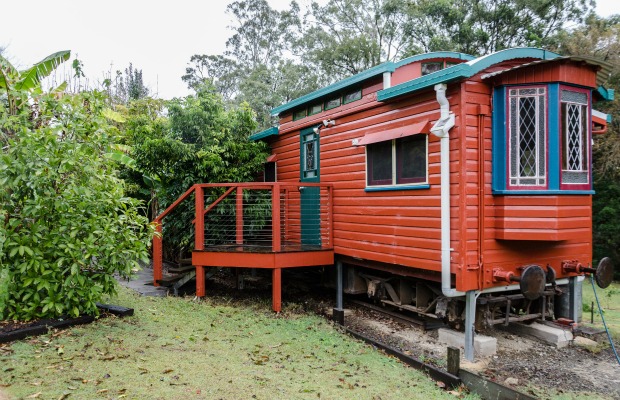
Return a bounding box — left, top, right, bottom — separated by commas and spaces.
1, 0, 617, 100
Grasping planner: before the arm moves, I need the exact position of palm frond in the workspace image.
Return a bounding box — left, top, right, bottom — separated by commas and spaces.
14, 50, 71, 91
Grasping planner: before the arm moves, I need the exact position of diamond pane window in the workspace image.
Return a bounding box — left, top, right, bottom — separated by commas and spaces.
561, 89, 589, 186
508, 87, 547, 187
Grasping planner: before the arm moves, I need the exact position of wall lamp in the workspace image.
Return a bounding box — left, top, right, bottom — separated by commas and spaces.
313, 119, 336, 134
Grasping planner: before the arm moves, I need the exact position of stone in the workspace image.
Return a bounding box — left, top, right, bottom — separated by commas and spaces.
438, 328, 497, 358
573, 336, 599, 351
504, 377, 519, 386
504, 322, 573, 348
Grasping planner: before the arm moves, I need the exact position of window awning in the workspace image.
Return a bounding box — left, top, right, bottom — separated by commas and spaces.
356, 120, 430, 146
265, 154, 277, 163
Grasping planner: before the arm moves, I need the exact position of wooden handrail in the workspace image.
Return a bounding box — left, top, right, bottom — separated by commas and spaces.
153, 185, 197, 223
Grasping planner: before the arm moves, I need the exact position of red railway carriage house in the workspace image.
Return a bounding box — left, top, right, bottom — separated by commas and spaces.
152, 48, 614, 360
252, 47, 614, 354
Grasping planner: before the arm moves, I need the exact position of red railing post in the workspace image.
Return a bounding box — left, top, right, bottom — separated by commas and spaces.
153, 222, 163, 286
328, 185, 333, 249
236, 187, 244, 245
195, 185, 206, 297
195, 185, 204, 251
272, 183, 281, 252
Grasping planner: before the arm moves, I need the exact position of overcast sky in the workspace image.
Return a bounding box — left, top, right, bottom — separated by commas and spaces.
1, 0, 617, 100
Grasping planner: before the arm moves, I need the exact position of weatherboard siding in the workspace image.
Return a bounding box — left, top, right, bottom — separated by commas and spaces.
271, 81, 465, 275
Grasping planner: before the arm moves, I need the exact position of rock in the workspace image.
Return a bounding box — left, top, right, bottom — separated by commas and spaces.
573, 336, 598, 351
504, 377, 519, 386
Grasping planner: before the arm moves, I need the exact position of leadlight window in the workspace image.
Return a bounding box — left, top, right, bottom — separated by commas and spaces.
508, 87, 547, 188
561, 89, 589, 185
367, 135, 427, 186
302, 132, 318, 179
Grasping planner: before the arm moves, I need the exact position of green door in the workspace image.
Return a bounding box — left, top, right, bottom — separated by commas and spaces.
300, 127, 321, 246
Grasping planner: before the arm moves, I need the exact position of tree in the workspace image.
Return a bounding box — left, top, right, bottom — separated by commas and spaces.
0, 87, 154, 320
299, 0, 410, 79
131, 84, 268, 259
0, 50, 70, 116
402, 0, 593, 56
549, 14, 620, 276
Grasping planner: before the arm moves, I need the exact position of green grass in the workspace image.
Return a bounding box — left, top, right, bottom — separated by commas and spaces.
581, 280, 620, 341
0, 287, 474, 400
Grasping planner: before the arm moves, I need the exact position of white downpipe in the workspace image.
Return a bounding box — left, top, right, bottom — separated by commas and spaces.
430, 84, 462, 298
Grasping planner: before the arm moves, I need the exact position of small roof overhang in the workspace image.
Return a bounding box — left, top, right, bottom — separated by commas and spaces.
249, 126, 279, 142
480, 55, 614, 89
355, 120, 430, 146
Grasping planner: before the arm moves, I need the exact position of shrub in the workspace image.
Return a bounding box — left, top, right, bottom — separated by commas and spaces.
0, 90, 154, 320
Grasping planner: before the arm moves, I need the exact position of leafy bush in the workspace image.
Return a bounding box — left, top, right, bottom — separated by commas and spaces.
0, 90, 154, 320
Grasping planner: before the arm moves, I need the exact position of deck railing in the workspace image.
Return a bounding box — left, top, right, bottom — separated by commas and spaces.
152, 183, 333, 285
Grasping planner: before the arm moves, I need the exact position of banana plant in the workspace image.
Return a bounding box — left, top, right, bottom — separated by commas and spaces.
0, 50, 71, 115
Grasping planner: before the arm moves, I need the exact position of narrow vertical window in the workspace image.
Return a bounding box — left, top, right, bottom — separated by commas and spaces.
508, 87, 547, 188
560, 89, 589, 186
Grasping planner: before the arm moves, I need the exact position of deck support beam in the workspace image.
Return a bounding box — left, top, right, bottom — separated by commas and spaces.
272, 268, 282, 312
196, 265, 206, 297
333, 260, 345, 325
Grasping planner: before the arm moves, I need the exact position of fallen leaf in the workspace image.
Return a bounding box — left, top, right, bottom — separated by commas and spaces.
436, 381, 446, 389
27, 392, 42, 399
57, 392, 70, 400
96, 389, 108, 394
162, 369, 174, 374
30, 382, 42, 386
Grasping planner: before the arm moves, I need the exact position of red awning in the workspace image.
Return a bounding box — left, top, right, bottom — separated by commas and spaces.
265, 154, 277, 162
356, 120, 430, 146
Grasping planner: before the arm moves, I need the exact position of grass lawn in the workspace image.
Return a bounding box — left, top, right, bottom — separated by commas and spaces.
581, 279, 620, 341
0, 287, 473, 400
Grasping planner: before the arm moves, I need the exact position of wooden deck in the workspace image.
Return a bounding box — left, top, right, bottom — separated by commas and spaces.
152, 183, 334, 312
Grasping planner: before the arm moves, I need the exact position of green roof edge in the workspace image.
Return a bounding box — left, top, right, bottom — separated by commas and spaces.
270, 62, 396, 116
377, 47, 561, 102
249, 126, 278, 141
393, 51, 475, 68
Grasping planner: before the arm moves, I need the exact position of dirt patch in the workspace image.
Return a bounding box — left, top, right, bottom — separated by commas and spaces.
345, 306, 620, 399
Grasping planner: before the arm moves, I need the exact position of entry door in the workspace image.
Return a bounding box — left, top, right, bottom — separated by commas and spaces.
300, 127, 321, 246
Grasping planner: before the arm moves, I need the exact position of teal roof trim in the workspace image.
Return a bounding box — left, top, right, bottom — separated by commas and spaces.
249, 126, 278, 141
378, 47, 561, 102
393, 51, 475, 68
270, 62, 396, 116
597, 85, 615, 101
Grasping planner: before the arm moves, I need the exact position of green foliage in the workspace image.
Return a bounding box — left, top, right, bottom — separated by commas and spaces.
0, 88, 154, 321
403, 0, 592, 56
554, 14, 620, 278
131, 84, 268, 258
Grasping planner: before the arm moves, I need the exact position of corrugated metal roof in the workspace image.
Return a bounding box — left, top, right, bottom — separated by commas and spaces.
480, 55, 614, 87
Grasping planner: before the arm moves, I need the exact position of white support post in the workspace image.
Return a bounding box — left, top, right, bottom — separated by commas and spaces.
464, 290, 476, 361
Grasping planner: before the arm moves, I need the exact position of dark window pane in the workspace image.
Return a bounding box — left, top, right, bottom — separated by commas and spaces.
397, 135, 426, 184
293, 109, 306, 120
367, 141, 393, 185
422, 62, 443, 75
308, 103, 322, 115
343, 89, 362, 104
324, 97, 341, 110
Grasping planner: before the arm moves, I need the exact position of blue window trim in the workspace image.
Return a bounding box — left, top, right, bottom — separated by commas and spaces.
492, 190, 595, 195
365, 184, 430, 192
492, 83, 594, 194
